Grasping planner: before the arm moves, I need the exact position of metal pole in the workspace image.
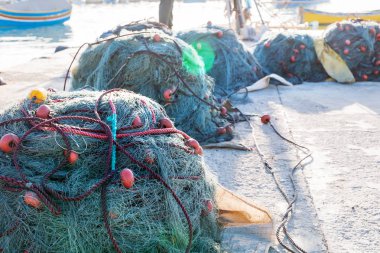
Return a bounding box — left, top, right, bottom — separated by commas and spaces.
253, 0, 265, 25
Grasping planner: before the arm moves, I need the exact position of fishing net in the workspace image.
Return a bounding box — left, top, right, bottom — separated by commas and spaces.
177, 25, 265, 97
0, 89, 221, 253
99, 20, 172, 39
71, 31, 232, 144
323, 20, 380, 81
253, 32, 329, 84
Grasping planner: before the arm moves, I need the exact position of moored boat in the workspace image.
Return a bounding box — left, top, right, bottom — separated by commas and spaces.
0, 0, 71, 28
301, 8, 380, 26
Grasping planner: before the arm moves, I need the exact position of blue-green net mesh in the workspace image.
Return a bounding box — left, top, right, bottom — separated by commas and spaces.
324, 20, 380, 81
178, 25, 264, 97
253, 32, 328, 84
0, 90, 221, 252
71, 31, 233, 144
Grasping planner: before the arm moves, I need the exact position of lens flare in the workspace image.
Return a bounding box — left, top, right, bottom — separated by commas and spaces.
191, 41, 215, 72
182, 46, 205, 76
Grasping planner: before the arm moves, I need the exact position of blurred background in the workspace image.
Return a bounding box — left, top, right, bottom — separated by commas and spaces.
0, 0, 378, 69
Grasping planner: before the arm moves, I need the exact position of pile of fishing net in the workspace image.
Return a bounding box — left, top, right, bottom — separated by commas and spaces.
323, 20, 380, 81
254, 20, 380, 84
71, 31, 232, 144
0, 89, 221, 252
177, 24, 264, 97
253, 32, 329, 84
99, 20, 172, 39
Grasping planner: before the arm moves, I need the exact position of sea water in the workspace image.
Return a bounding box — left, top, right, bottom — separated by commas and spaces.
0, 0, 379, 70
0, 2, 227, 70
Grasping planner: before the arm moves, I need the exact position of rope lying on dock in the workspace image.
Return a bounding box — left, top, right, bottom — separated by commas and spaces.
241, 111, 312, 253
0, 89, 221, 253
178, 24, 264, 98
69, 30, 233, 144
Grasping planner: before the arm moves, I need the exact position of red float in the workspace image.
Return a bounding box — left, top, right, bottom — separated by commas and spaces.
220, 106, 227, 116
159, 118, 174, 128
64, 150, 79, 165
120, 168, 135, 189
132, 116, 142, 128
36, 104, 51, 119
24, 191, 42, 209
163, 89, 173, 101
261, 115, 271, 124
185, 138, 203, 155
217, 127, 226, 135
153, 34, 161, 42
0, 133, 20, 153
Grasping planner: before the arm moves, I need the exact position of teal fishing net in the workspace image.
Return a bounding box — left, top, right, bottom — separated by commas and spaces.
253, 32, 328, 84
0, 89, 221, 253
177, 25, 264, 98
324, 20, 380, 81
71, 31, 233, 144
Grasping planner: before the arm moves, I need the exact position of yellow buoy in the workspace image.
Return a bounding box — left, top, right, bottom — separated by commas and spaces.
28, 88, 48, 104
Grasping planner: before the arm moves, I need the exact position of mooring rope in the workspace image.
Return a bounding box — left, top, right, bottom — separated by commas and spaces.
239, 110, 312, 253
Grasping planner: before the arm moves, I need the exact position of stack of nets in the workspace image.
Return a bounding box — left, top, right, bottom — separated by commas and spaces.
253, 33, 329, 84
178, 25, 264, 97
99, 20, 172, 39
324, 20, 380, 81
71, 30, 232, 144
0, 89, 221, 252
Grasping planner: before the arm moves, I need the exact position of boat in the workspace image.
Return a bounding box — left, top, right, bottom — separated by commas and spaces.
0, 0, 71, 28
301, 8, 380, 26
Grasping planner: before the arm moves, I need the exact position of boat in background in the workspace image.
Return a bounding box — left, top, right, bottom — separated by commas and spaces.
300, 8, 380, 26
0, 0, 71, 28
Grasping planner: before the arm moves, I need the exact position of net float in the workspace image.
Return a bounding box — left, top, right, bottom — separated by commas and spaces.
64, 150, 79, 165
220, 106, 227, 116
24, 191, 42, 209
163, 89, 173, 101
217, 127, 226, 135
261, 115, 271, 124
153, 34, 161, 42
0, 133, 20, 153
28, 88, 48, 104
132, 115, 142, 128
159, 118, 174, 128
120, 168, 135, 189
185, 138, 203, 155
36, 104, 51, 119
